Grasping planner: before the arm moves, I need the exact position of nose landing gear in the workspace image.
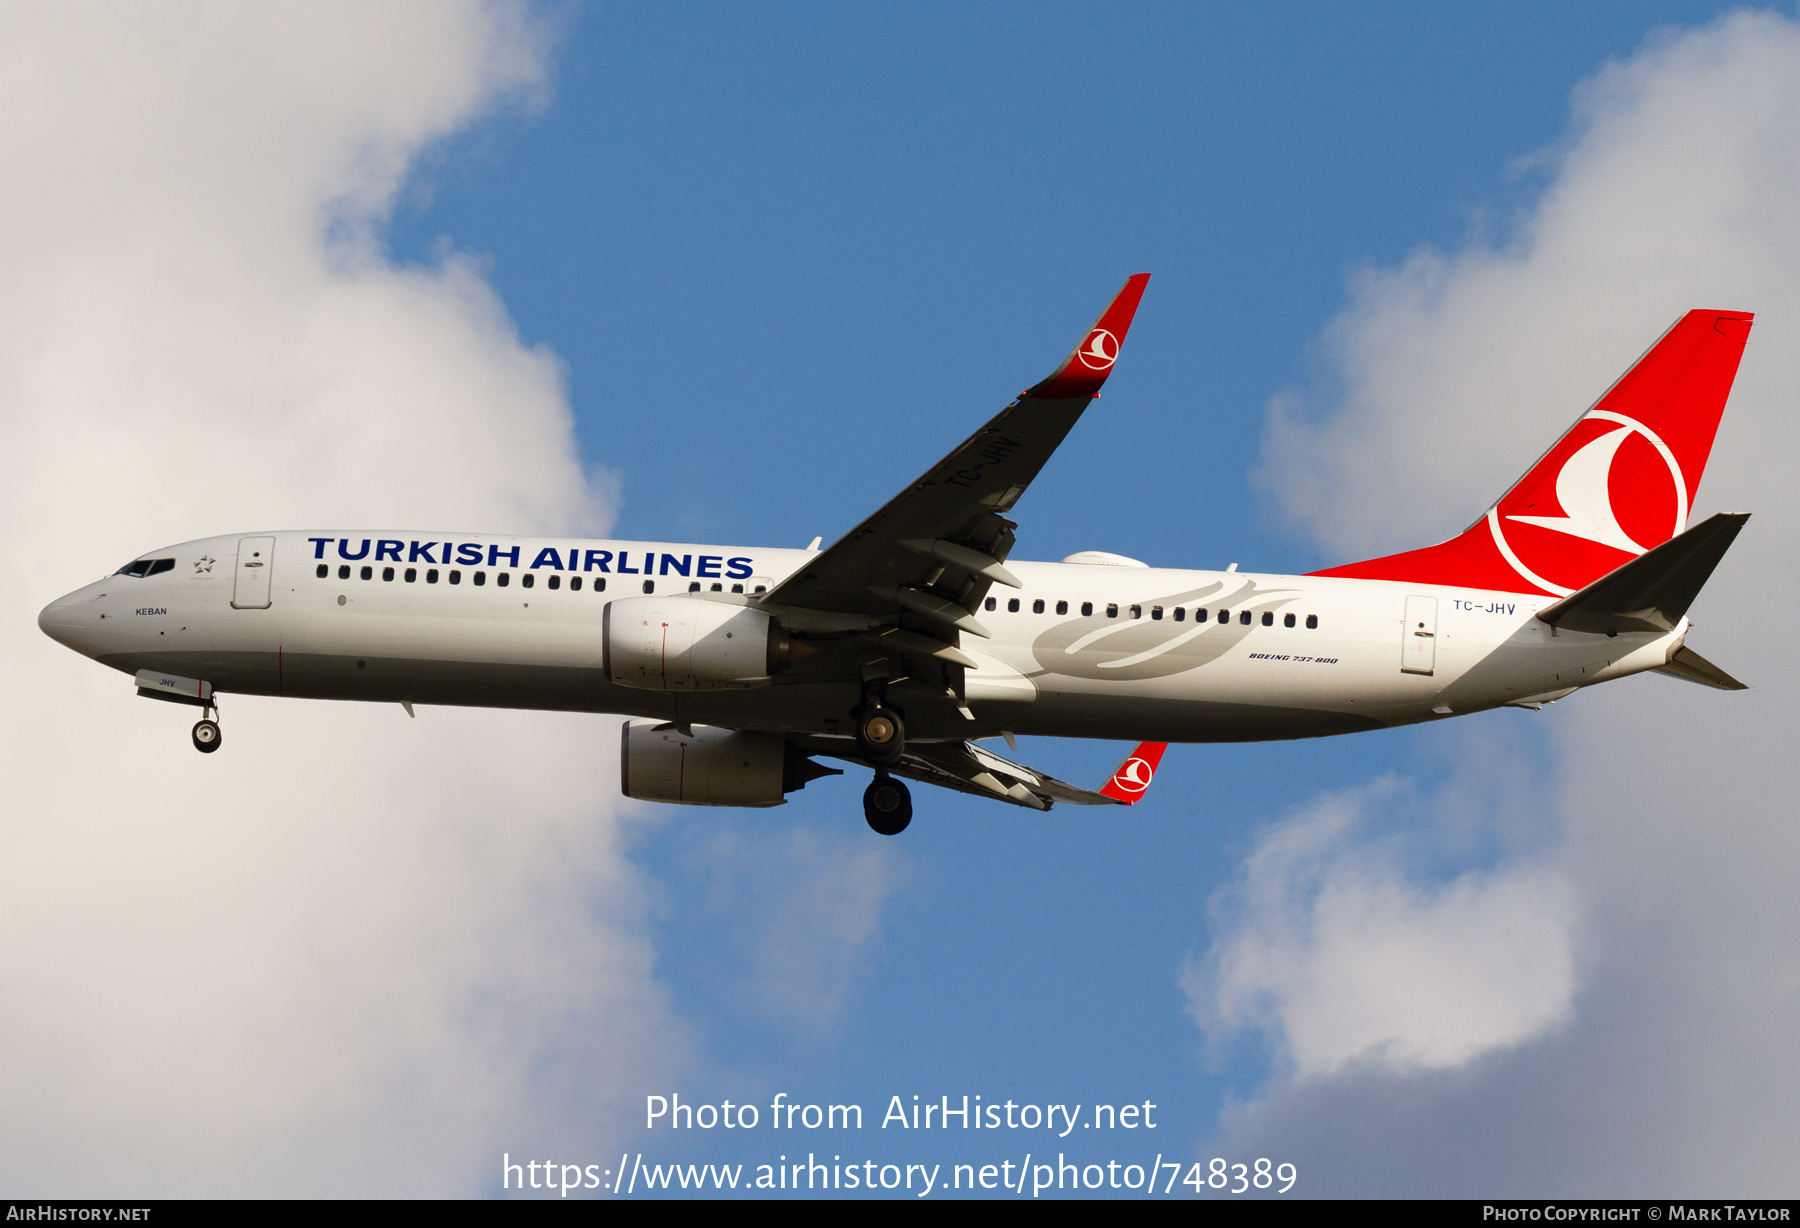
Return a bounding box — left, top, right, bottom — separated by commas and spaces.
191, 700, 222, 754
863, 772, 912, 835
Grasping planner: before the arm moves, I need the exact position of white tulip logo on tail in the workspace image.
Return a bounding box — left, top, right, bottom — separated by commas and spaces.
1488, 409, 1688, 596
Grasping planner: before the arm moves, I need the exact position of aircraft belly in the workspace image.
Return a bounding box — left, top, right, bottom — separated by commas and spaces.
98, 648, 680, 718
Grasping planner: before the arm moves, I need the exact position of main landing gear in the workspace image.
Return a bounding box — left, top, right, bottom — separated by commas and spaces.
855, 680, 905, 766
856, 679, 910, 833
863, 772, 912, 836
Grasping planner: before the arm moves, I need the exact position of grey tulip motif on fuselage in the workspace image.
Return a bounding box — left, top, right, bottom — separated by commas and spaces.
1028, 578, 1299, 681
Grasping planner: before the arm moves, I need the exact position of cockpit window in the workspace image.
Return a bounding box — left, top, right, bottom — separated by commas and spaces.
114, 558, 174, 578
147, 558, 174, 576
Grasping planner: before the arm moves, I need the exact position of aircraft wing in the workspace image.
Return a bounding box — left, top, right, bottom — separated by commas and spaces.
760, 275, 1150, 656
810, 738, 1168, 811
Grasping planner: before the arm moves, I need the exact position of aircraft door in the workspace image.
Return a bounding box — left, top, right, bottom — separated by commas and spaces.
231, 537, 275, 609
1401, 595, 1437, 675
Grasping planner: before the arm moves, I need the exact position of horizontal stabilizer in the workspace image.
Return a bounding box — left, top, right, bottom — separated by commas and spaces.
1654, 645, 1748, 690
1536, 512, 1747, 635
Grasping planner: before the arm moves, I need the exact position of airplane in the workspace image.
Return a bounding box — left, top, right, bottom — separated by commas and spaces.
38, 276, 1754, 835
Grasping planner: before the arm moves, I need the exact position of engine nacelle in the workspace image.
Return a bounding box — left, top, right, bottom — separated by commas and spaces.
603, 596, 792, 691
620, 720, 836, 808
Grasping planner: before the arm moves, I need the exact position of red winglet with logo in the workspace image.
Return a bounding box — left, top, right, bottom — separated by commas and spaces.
1099, 741, 1167, 804
1311, 310, 1754, 596
1026, 273, 1152, 400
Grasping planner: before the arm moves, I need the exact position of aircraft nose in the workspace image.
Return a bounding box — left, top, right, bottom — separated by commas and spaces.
39, 590, 96, 652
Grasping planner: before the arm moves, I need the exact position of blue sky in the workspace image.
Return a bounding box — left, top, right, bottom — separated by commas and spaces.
395, 5, 1719, 570
372, 0, 1757, 1194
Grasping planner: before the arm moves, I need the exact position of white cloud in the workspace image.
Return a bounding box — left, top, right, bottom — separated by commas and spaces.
1259, 12, 1800, 561
1209, 10, 1800, 1193
0, 3, 678, 1195
1188, 778, 1575, 1078
677, 824, 911, 1031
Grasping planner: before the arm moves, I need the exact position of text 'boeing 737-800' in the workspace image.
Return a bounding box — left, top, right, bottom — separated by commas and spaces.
39, 275, 1753, 834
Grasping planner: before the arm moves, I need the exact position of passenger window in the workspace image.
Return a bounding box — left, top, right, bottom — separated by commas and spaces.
570, 576, 581, 591
474, 571, 486, 586
548, 575, 561, 590
985, 597, 997, 611
1261, 611, 1273, 626
498, 573, 510, 587
1081, 602, 1093, 616
644, 580, 655, 594
316, 564, 328, 579
1239, 610, 1251, 625
1194, 608, 1205, 621
427, 569, 439, 584
710, 583, 721, 592
1129, 605, 1141, 619
1106, 603, 1118, 619
360, 565, 373, 581
1007, 598, 1020, 613
730, 583, 743, 593
1284, 613, 1295, 627
1032, 599, 1045, 614
404, 568, 417, 583
521, 573, 533, 589
1306, 614, 1318, 629
1151, 606, 1163, 620
382, 567, 395, 581
449, 570, 461, 585
148, 558, 175, 576
1056, 600, 1068, 615
596, 578, 607, 592
754, 585, 766, 594
1218, 609, 1229, 624
339, 565, 350, 579
1173, 607, 1185, 622
688, 581, 700, 592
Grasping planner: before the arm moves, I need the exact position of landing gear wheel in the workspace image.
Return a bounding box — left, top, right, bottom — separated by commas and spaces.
192, 719, 222, 754
856, 706, 905, 766
863, 773, 912, 836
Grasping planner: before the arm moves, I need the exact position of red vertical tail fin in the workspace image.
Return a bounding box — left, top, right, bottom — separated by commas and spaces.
1311, 310, 1753, 596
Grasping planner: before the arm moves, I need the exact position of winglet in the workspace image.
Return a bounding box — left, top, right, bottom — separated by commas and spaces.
1098, 741, 1167, 804
1026, 273, 1151, 400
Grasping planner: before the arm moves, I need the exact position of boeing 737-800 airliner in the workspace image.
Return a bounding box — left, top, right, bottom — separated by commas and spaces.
39, 276, 1753, 833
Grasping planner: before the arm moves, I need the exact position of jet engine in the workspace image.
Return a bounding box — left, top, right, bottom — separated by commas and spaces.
602, 596, 796, 691
620, 720, 838, 807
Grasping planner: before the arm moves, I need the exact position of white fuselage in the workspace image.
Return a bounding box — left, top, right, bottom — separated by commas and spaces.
38, 530, 1684, 745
